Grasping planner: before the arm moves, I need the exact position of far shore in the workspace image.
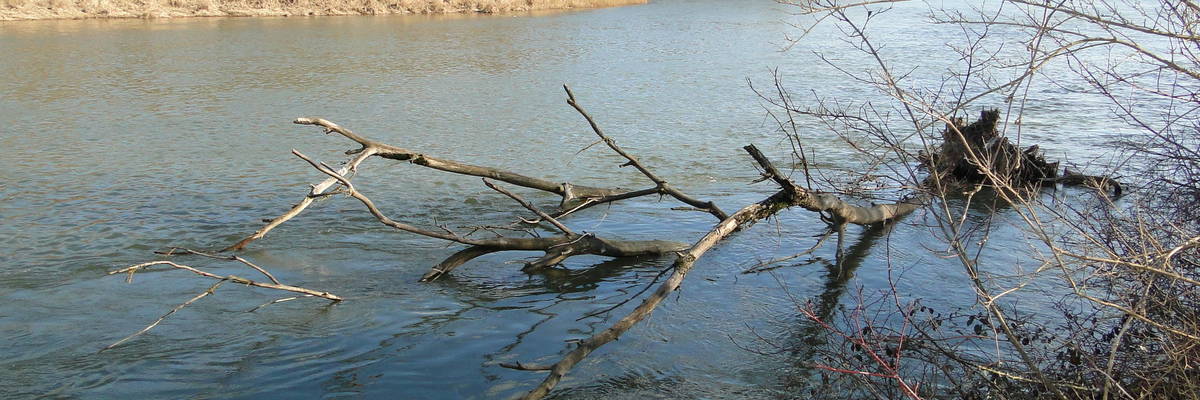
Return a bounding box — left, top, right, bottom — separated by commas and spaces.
0, 0, 646, 21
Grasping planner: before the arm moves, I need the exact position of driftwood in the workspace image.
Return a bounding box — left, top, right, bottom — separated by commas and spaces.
128, 86, 918, 398
282, 128, 919, 398
215, 87, 733, 286
107, 86, 737, 356
223, 87, 726, 253
293, 149, 689, 279
117, 90, 1118, 399
510, 144, 922, 399
923, 109, 1121, 196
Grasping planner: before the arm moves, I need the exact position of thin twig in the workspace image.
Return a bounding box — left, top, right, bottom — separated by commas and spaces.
246, 295, 312, 313
563, 85, 729, 220
110, 260, 342, 301
159, 247, 281, 284
483, 178, 576, 237
102, 279, 227, 351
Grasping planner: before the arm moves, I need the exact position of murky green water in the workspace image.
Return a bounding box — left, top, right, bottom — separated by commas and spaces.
0, 1, 1129, 398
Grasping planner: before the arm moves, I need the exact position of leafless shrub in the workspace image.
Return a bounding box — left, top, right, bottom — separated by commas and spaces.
770, 0, 1200, 398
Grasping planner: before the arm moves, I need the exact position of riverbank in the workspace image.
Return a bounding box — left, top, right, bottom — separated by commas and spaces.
0, 0, 645, 21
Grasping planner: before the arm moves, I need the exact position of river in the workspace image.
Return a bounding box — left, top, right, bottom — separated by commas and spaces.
0, 1, 1128, 398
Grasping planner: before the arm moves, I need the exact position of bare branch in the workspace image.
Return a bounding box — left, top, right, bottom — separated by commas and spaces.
158, 247, 281, 284
293, 117, 622, 203
111, 260, 342, 301
223, 148, 376, 252
514, 146, 917, 399
482, 178, 576, 237
563, 85, 730, 220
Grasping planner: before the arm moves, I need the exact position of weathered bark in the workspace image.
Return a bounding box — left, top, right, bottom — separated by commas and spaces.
118, 89, 939, 397
227, 87, 727, 281
223, 148, 376, 252
482, 178, 575, 236
294, 149, 689, 280
421, 246, 504, 281
224, 93, 727, 253
112, 92, 1137, 399
513, 145, 922, 399
111, 260, 342, 301
297, 116, 621, 201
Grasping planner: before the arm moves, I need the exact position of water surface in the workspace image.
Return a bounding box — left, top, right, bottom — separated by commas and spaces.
0, 1, 1129, 398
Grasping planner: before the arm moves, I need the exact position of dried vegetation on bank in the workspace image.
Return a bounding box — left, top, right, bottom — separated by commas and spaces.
0, 0, 644, 21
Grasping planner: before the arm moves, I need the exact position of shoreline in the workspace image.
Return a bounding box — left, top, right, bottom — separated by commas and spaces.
0, 0, 646, 21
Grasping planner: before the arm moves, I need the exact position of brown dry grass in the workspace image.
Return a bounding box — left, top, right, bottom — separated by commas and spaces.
0, 0, 646, 20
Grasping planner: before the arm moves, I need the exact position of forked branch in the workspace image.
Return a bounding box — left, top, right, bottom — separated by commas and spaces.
103, 254, 341, 351
563, 85, 729, 220
116, 89, 927, 398
226, 94, 730, 253
513, 145, 921, 399
291, 149, 688, 280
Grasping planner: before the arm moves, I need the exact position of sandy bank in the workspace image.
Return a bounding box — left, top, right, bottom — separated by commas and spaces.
0, 0, 645, 21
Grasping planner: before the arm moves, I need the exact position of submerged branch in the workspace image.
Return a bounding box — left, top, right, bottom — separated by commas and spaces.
483, 178, 576, 236
224, 148, 376, 252
515, 144, 920, 399
293, 149, 688, 280
226, 104, 737, 253
110, 260, 342, 301
104, 255, 341, 351
102, 280, 227, 352
158, 247, 280, 284
120, 88, 946, 398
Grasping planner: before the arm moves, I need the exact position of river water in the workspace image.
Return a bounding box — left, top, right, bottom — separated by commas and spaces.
0, 1, 1129, 398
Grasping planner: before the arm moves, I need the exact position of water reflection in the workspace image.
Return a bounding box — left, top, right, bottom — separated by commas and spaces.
752, 223, 891, 393
0, 0, 1129, 398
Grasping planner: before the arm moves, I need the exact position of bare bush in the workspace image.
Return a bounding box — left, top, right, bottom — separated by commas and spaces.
775, 0, 1200, 398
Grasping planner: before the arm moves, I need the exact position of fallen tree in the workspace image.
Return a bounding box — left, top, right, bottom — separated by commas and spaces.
108, 86, 1115, 398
